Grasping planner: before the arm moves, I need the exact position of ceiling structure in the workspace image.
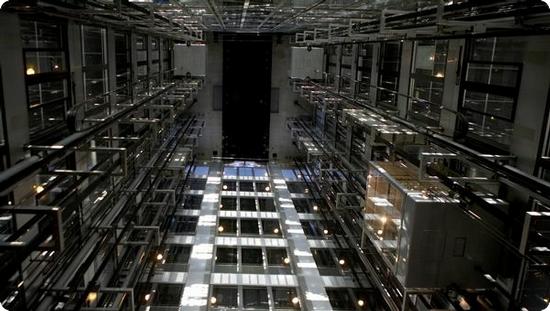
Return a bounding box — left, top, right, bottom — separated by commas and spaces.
126, 0, 445, 34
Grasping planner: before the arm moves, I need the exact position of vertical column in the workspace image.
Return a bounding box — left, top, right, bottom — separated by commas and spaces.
0, 13, 29, 165
439, 39, 465, 137
369, 43, 380, 104
107, 28, 117, 113
350, 44, 359, 98
335, 45, 342, 91
130, 32, 138, 100
397, 40, 413, 118
179, 162, 222, 311
269, 165, 334, 311
67, 21, 84, 108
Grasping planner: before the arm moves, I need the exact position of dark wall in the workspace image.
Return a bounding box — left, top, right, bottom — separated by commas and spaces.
222, 34, 272, 159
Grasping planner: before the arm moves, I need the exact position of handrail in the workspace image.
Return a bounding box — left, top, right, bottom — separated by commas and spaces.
0, 83, 177, 195
305, 80, 550, 198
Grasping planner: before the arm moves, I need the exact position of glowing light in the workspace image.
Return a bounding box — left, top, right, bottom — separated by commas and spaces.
291, 297, 300, 305
87, 292, 98, 302
435, 72, 444, 78
358, 299, 365, 307
273, 228, 280, 234
312, 205, 318, 211
144, 293, 151, 301
156, 253, 163, 261
222, 184, 228, 190
217, 226, 224, 232
377, 229, 383, 235
283, 257, 290, 264
265, 186, 270, 192
323, 229, 329, 235
219, 204, 223, 208
210, 297, 217, 304
26, 67, 36, 75
338, 259, 346, 265
380, 216, 387, 224
34, 184, 45, 194
53, 64, 59, 69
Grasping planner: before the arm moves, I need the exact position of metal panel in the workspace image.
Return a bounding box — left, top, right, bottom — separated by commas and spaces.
271, 87, 279, 113
213, 85, 222, 111
174, 44, 207, 77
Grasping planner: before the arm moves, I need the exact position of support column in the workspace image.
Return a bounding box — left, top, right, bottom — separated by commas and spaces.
439, 38, 465, 137
179, 162, 222, 311
269, 165, 334, 311
397, 40, 413, 118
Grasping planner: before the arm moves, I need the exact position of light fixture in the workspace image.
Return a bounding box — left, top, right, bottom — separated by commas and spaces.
218, 226, 224, 232
222, 184, 228, 190
377, 229, 383, 235
144, 293, 151, 301
435, 72, 444, 78
34, 184, 45, 194
338, 259, 346, 265
26, 67, 36, 75
219, 204, 223, 208
265, 186, 270, 192
312, 205, 318, 211
291, 297, 300, 305
380, 216, 387, 224
273, 228, 280, 234
210, 296, 217, 304
87, 292, 98, 303
156, 253, 163, 261
323, 229, 329, 235
357, 299, 365, 307
283, 257, 290, 264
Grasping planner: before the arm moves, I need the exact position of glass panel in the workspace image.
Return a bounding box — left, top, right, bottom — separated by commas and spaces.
273, 287, 299, 309
241, 219, 260, 235
153, 284, 183, 306
28, 80, 67, 108
25, 51, 65, 75
239, 182, 254, 192
256, 182, 271, 193
262, 220, 281, 236
243, 287, 269, 310
466, 63, 520, 88
463, 90, 515, 120
82, 26, 106, 66
220, 197, 237, 210
254, 167, 268, 177
266, 248, 288, 266
21, 20, 62, 49
326, 289, 355, 310
212, 287, 238, 308
239, 167, 254, 177
242, 248, 263, 265
258, 198, 276, 212
470, 37, 526, 63
216, 247, 238, 264
293, 199, 311, 213
224, 166, 238, 178
183, 195, 203, 210
169, 216, 198, 234
240, 198, 256, 211
222, 181, 237, 191
218, 218, 237, 235
312, 249, 336, 268
165, 245, 191, 264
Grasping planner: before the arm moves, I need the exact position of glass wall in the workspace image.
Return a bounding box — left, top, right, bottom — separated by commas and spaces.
408, 39, 448, 127
21, 19, 70, 141
377, 42, 401, 108
357, 43, 374, 99
114, 31, 131, 103
460, 36, 523, 150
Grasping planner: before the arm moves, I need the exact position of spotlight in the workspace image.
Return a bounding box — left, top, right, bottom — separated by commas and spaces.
273, 228, 280, 234
312, 205, 318, 211
223, 185, 228, 190
283, 257, 290, 264
357, 299, 365, 307
323, 229, 329, 235
26, 67, 36, 75
291, 297, 300, 305
218, 226, 224, 232
156, 253, 163, 261
338, 259, 345, 266
210, 297, 217, 304
87, 292, 98, 303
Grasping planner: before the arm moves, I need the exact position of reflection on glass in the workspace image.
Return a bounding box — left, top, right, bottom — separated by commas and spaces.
409, 40, 448, 126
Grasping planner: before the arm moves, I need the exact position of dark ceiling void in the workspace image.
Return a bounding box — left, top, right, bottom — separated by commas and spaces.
222, 33, 272, 159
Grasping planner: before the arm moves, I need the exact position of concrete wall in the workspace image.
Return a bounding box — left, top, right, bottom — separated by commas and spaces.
191, 34, 304, 160
191, 34, 223, 159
